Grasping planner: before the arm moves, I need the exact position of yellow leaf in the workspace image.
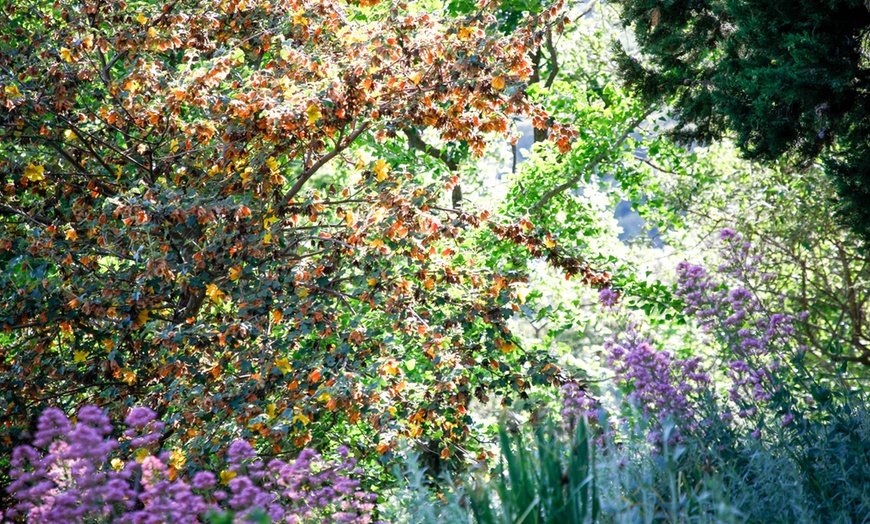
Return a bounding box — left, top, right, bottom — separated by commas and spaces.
387, 406, 397, 416
384, 360, 400, 375
205, 283, 224, 303
23, 163, 45, 182
544, 235, 557, 249
65, 229, 78, 241
73, 350, 89, 363
501, 342, 515, 354
136, 12, 148, 24
137, 309, 149, 324
102, 339, 115, 351
220, 470, 237, 485
64, 129, 77, 141
292, 412, 310, 425
367, 278, 377, 287
492, 76, 506, 90
263, 214, 279, 227
266, 403, 276, 418
271, 309, 283, 323
345, 209, 355, 227
515, 284, 529, 304
296, 287, 309, 299
317, 391, 331, 402
306, 103, 322, 124
121, 369, 137, 385
373, 159, 390, 182
148, 26, 157, 38
134, 448, 149, 463
59, 47, 74, 62
4, 84, 22, 98
275, 357, 292, 374
265, 156, 279, 173
229, 266, 242, 281
263, 232, 272, 244
409, 72, 423, 85
110, 458, 124, 471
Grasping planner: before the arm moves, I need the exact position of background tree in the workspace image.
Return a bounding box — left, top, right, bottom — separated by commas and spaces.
612, 0, 870, 240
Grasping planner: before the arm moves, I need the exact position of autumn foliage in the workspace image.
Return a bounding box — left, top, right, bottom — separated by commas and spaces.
0, 0, 598, 474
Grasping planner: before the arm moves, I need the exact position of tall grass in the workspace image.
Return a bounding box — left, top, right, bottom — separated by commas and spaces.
387, 397, 870, 524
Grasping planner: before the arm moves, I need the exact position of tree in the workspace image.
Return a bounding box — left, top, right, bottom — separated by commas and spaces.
612, 0, 870, 240
0, 0, 604, 476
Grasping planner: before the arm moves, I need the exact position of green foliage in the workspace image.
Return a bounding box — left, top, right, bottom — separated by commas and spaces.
467, 421, 600, 524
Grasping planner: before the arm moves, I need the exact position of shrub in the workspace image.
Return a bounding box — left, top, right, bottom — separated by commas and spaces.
5, 406, 384, 523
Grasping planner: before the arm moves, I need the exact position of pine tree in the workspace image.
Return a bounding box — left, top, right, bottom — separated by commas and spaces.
614, 0, 870, 239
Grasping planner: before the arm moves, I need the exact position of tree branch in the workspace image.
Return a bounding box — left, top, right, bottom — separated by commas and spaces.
403, 128, 458, 171
543, 28, 559, 90
277, 121, 369, 211
530, 108, 653, 213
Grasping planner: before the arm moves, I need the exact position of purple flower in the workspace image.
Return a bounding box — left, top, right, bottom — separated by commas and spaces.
124, 407, 157, 429
719, 228, 739, 240
598, 288, 619, 307
9, 406, 387, 524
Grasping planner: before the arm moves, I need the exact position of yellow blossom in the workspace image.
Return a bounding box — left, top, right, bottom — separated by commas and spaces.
275, 357, 292, 374
134, 448, 149, 463
169, 449, 186, 468
23, 163, 45, 182
205, 283, 225, 302
373, 159, 390, 182
306, 103, 322, 124
220, 470, 237, 485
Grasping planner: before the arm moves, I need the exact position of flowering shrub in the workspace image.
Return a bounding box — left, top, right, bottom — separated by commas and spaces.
604, 319, 711, 444
675, 229, 802, 430
5, 406, 384, 524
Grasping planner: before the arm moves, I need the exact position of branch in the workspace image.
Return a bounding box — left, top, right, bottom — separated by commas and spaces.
403, 128, 458, 171
543, 28, 559, 90
277, 121, 370, 211
0, 204, 51, 227
530, 108, 653, 214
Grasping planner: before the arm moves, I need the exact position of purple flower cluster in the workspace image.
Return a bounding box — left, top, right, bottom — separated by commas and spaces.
675, 229, 799, 429
598, 288, 620, 308
605, 320, 711, 443
560, 382, 598, 431
6, 406, 386, 524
